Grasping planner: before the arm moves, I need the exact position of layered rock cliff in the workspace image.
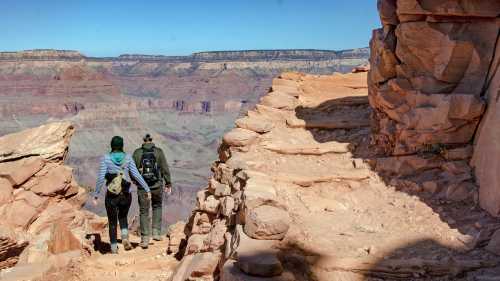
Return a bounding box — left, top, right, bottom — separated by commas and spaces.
368, 1, 500, 216
0, 122, 105, 280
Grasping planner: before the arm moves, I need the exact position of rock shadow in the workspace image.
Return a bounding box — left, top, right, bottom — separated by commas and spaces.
292, 97, 500, 279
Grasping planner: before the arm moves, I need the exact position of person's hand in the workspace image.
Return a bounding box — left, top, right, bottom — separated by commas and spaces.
146, 192, 152, 201
164, 184, 172, 195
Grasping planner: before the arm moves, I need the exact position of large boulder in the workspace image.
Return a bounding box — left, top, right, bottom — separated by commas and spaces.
5, 200, 38, 229
244, 205, 291, 240
0, 157, 45, 186
30, 164, 73, 196
223, 128, 260, 147
0, 122, 74, 162
14, 190, 48, 209
260, 92, 299, 110
235, 116, 274, 134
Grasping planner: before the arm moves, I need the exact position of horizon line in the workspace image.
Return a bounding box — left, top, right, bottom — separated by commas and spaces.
0, 47, 370, 58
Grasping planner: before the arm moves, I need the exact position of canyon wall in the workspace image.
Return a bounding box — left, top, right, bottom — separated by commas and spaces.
0, 48, 369, 224
368, 1, 500, 214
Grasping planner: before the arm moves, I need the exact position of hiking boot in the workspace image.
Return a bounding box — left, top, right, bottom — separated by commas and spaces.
122, 239, 132, 251
140, 237, 150, 249
152, 229, 163, 241
110, 244, 119, 254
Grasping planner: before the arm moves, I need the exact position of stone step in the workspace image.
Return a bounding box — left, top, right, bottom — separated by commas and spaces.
221, 260, 294, 281
235, 225, 284, 277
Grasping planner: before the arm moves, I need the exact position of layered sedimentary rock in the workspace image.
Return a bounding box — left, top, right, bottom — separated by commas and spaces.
167, 71, 500, 281
0, 122, 105, 277
368, 0, 500, 215
369, 0, 498, 155
0, 48, 369, 224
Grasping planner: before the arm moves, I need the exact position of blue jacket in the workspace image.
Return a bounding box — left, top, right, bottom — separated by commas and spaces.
94, 153, 150, 196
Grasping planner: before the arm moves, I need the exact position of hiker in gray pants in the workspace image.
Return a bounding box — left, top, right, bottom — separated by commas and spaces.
133, 134, 172, 249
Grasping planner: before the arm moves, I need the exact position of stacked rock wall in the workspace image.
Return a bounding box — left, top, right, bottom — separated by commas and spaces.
0, 122, 105, 274
369, 0, 500, 215
167, 74, 314, 281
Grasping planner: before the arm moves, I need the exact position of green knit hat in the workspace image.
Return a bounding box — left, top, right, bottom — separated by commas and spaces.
110, 136, 124, 151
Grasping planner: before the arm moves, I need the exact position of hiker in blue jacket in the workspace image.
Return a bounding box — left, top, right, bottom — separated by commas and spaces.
93, 136, 151, 254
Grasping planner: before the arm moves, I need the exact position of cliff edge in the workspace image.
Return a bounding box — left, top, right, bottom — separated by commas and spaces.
0, 122, 106, 280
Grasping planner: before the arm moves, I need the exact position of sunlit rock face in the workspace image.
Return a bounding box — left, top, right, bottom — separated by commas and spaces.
0, 48, 369, 223
0, 122, 105, 272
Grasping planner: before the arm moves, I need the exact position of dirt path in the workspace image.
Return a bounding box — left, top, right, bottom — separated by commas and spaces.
39, 234, 178, 281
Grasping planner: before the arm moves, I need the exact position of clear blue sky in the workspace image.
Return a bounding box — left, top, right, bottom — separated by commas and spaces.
1, 0, 380, 57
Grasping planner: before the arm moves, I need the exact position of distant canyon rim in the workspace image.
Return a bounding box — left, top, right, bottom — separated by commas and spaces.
0, 48, 369, 223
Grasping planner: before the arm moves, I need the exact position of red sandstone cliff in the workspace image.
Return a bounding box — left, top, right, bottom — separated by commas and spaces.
368, 1, 500, 216
0, 122, 105, 280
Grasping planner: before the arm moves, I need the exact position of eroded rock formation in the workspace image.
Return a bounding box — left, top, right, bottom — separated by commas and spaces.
0, 122, 105, 279
369, 1, 500, 216
369, 0, 499, 156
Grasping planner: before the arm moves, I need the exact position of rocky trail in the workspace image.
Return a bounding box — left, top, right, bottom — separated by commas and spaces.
163, 68, 500, 281
37, 234, 179, 281
1, 1, 500, 280
3, 70, 500, 281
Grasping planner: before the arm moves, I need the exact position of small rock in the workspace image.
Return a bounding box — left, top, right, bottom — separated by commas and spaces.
445, 182, 472, 202
422, 181, 438, 194
441, 161, 471, 175
204, 195, 220, 214
221, 196, 236, 218
486, 229, 500, 256
443, 146, 473, 161
215, 183, 231, 197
